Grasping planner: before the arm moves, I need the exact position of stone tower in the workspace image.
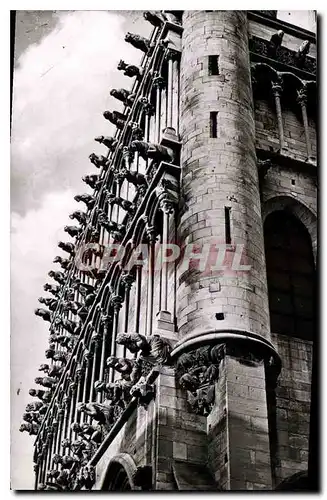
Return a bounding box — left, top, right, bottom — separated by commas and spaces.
22, 11, 317, 491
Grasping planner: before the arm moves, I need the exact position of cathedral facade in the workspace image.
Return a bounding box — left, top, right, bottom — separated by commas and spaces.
21, 10, 317, 491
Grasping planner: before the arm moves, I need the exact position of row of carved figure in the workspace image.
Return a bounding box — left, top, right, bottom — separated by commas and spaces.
30, 333, 172, 491
28, 14, 180, 490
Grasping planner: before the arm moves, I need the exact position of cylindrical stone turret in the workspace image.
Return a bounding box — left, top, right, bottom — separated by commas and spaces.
177, 10, 270, 341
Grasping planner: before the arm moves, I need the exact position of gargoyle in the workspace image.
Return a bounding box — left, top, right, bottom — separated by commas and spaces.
94, 135, 118, 151
268, 30, 284, 57
47, 364, 64, 378
163, 10, 183, 24
97, 210, 126, 235
34, 308, 51, 322
71, 422, 103, 444
53, 255, 72, 270
58, 241, 75, 255
69, 210, 87, 226
76, 466, 96, 490
54, 317, 78, 335
296, 40, 310, 67
116, 333, 171, 365
53, 454, 79, 469
19, 422, 40, 435
77, 402, 115, 427
130, 377, 155, 408
118, 168, 147, 187
143, 11, 166, 27
38, 297, 58, 311
74, 194, 95, 210
29, 388, 52, 402
22, 411, 43, 425
88, 153, 109, 170
25, 401, 44, 412
38, 363, 49, 373
106, 356, 138, 382
62, 300, 81, 314
48, 270, 65, 284
82, 174, 101, 191
94, 380, 131, 407
73, 281, 95, 296
43, 283, 60, 296
105, 192, 135, 213
103, 110, 127, 130
117, 60, 143, 79
110, 88, 135, 107
34, 376, 57, 389
49, 333, 72, 350
45, 348, 68, 364
125, 32, 150, 53
64, 225, 81, 238
130, 140, 174, 163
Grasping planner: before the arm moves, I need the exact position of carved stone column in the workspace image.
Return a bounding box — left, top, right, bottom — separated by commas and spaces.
109, 295, 123, 381
165, 49, 179, 130
81, 349, 93, 423
145, 222, 158, 336
153, 74, 166, 143
89, 332, 101, 401
297, 86, 312, 160
159, 195, 175, 316
134, 265, 143, 333
97, 314, 112, 401
271, 78, 285, 150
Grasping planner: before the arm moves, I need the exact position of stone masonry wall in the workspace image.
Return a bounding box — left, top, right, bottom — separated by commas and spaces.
178, 10, 271, 340
270, 333, 313, 488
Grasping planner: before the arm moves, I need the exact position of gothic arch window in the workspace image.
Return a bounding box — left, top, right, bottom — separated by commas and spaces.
264, 210, 316, 341
106, 464, 131, 491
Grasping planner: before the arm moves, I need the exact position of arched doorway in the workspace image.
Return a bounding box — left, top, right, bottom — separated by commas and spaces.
100, 453, 143, 491
264, 210, 316, 341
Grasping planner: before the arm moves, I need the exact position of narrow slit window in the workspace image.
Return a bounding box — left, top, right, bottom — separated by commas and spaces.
225, 207, 231, 244
210, 112, 218, 138
208, 55, 219, 75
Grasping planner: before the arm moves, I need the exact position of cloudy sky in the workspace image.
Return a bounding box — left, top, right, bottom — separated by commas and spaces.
11, 10, 150, 489
10, 9, 316, 490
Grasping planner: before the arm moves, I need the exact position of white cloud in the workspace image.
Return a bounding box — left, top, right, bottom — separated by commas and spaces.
11, 189, 77, 489
11, 10, 147, 213
10, 10, 150, 489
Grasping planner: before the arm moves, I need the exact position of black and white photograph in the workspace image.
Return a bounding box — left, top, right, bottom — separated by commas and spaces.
10, 9, 318, 491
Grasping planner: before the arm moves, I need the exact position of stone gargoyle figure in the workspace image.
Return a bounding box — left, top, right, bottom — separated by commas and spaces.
76, 466, 96, 490
45, 348, 68, 364
296, 40, 311, 66
88, 153, 109, 170
143, 11, 167, 27
130, 140, 174, 163
58, 241, 75, 255
43, 283, 61, 295
82, 174, 101, 191
38, 297, 58, 311
49, 333, 72, 350
94, 380, 131, 407
69, 210, 87, 226
268, 30, 284, 57
64, 225, 81, 238
118, 168, 147, 187
25, 401, 44, 412
53, 454, 80, 469
34, 308, 51, 322
94, 135, 118, 150
29, 388, 52, 402
19, 422, 40, 435
53, 255, 72, 271
117, 59, 143, 79
103, 110, 127, 129
110, 88, 135, 107
48, 270, 65, 284
22, 411, 43, 425
54, 317, 78, 335
125, 32, 151, 53
62, 300, 82, 314
71, 422, 103, 444
34, 376, 57, 389
77, 402, 115, 428
74, 193, 95, 210
106, 356, 141, 384
106, 193, 135, 213
116, 333, 172, 365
